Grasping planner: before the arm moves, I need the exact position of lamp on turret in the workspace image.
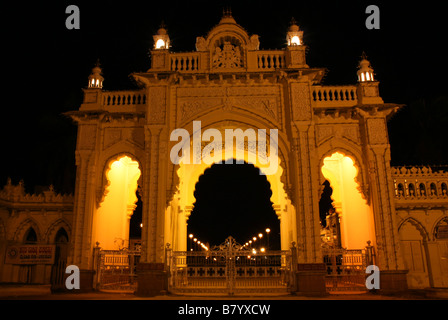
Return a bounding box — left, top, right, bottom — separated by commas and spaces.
153, 23, 170, 50
286, 18, 303, 47
357, 52, 375, 82
87, 60, 103, 89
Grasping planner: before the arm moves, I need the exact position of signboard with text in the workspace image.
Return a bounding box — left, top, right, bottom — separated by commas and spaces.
4, 245, 56, 265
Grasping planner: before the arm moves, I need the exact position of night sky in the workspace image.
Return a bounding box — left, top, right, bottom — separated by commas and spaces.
1, 1, 447, 246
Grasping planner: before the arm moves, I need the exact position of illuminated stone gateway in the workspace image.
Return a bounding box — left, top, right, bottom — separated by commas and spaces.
0, 12, 447, 295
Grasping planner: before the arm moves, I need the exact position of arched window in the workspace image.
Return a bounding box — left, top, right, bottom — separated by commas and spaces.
397, 183, 404, 196
435, 218, 448, 240
419, 183, 426, 196
408, 183, 415, 196
24, 227, 37, 244
55, 228, 69, 243
441, 183, 447, 196
430, 183, 437, 196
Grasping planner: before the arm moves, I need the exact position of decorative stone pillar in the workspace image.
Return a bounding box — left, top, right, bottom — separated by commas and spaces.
137, 124, 168, 296
289, 80, 327, 295
359, 109, 408, 293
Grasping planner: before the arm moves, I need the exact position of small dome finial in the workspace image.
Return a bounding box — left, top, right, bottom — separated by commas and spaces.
223, 6, 232, 18
88, 59, 104, 88
220, 6, 236, 24
357, 52, 375, 82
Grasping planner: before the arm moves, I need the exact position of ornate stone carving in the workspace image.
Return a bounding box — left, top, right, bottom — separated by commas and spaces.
367, 118, 387, 145
247, 34, 260, 50
195, 36, 207, 51
79, 124, 97, 150
212, 41, 242, 68
290, 83, 312, 121
148, 87, 166, 124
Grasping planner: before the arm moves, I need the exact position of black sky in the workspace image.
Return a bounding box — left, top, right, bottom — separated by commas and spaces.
2, 0, 447, 195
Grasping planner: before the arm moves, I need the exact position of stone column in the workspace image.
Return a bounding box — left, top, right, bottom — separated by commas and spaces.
137, 124, 168, 296
289, 80, 326, 295
361, 112, 408, 293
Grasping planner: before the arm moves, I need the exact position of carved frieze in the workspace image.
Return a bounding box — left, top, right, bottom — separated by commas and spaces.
367, 118, 387, 145
79, 124, 97, 150
176, 86, 280, 124
316, 124, 361, 146
290, 83, 312, 121
148, 87, 166, 124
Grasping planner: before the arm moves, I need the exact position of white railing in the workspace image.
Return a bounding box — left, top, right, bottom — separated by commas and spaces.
256, 51, 286, 70
170, 52, 201, 72
102, 91, 146, 107
312, 86, 358, 107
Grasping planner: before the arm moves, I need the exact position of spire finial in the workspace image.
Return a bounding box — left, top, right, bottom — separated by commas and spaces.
223, 6, 232, 18
290, 17, 297, 26
361, 51, 368, 61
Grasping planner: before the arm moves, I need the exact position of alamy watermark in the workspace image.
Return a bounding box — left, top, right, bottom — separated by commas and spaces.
65, 265, 80, 290
169, 121, 279, 175
365, 5, 380, 30
365, 265, 380, 289
65, 5, 80, 30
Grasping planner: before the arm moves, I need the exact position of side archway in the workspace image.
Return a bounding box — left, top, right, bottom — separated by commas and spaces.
92, 155, 141, 250
319, 151, 375, 250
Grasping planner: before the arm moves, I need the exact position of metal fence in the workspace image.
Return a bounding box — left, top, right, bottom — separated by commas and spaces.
167, 237, 293, 295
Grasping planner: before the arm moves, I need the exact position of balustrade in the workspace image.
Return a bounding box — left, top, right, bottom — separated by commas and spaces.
312, 86, 358, 107
170, 53, 200, 72
102, 91, 146, 107
256, 51, 285, 70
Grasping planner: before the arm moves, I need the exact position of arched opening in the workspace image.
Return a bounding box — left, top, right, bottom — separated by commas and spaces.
93, 155, 141, 250
432, 217, 448, 287
51, 228, 69, 289
24, 227, 37, 244
55, 228, 69, 243
129, 189, 143, 250
321, 152, 375, 249
165, 124, 295, 253
319, 180, 341, 248
399, 220, 430, 288
187, 161, 280, 250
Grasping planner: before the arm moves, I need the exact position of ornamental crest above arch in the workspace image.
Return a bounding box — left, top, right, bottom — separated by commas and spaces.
195, 15, 260, 71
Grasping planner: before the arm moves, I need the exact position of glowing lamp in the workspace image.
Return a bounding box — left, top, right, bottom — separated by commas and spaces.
153, 24, 170, 50
156, 39, 166, 49
357, 53, 375, 82
87, 61, 104, 88
290, 35, 300, 46
287, 19, 303, 47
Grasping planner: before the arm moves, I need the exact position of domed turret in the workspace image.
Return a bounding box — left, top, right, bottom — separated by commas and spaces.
357, 52, 375, 82
153, 22, 170, 50
88, 60, 104, 88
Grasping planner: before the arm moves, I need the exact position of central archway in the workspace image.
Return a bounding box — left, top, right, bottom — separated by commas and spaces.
164, 124, 297, 253
187, 161, 281, 250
